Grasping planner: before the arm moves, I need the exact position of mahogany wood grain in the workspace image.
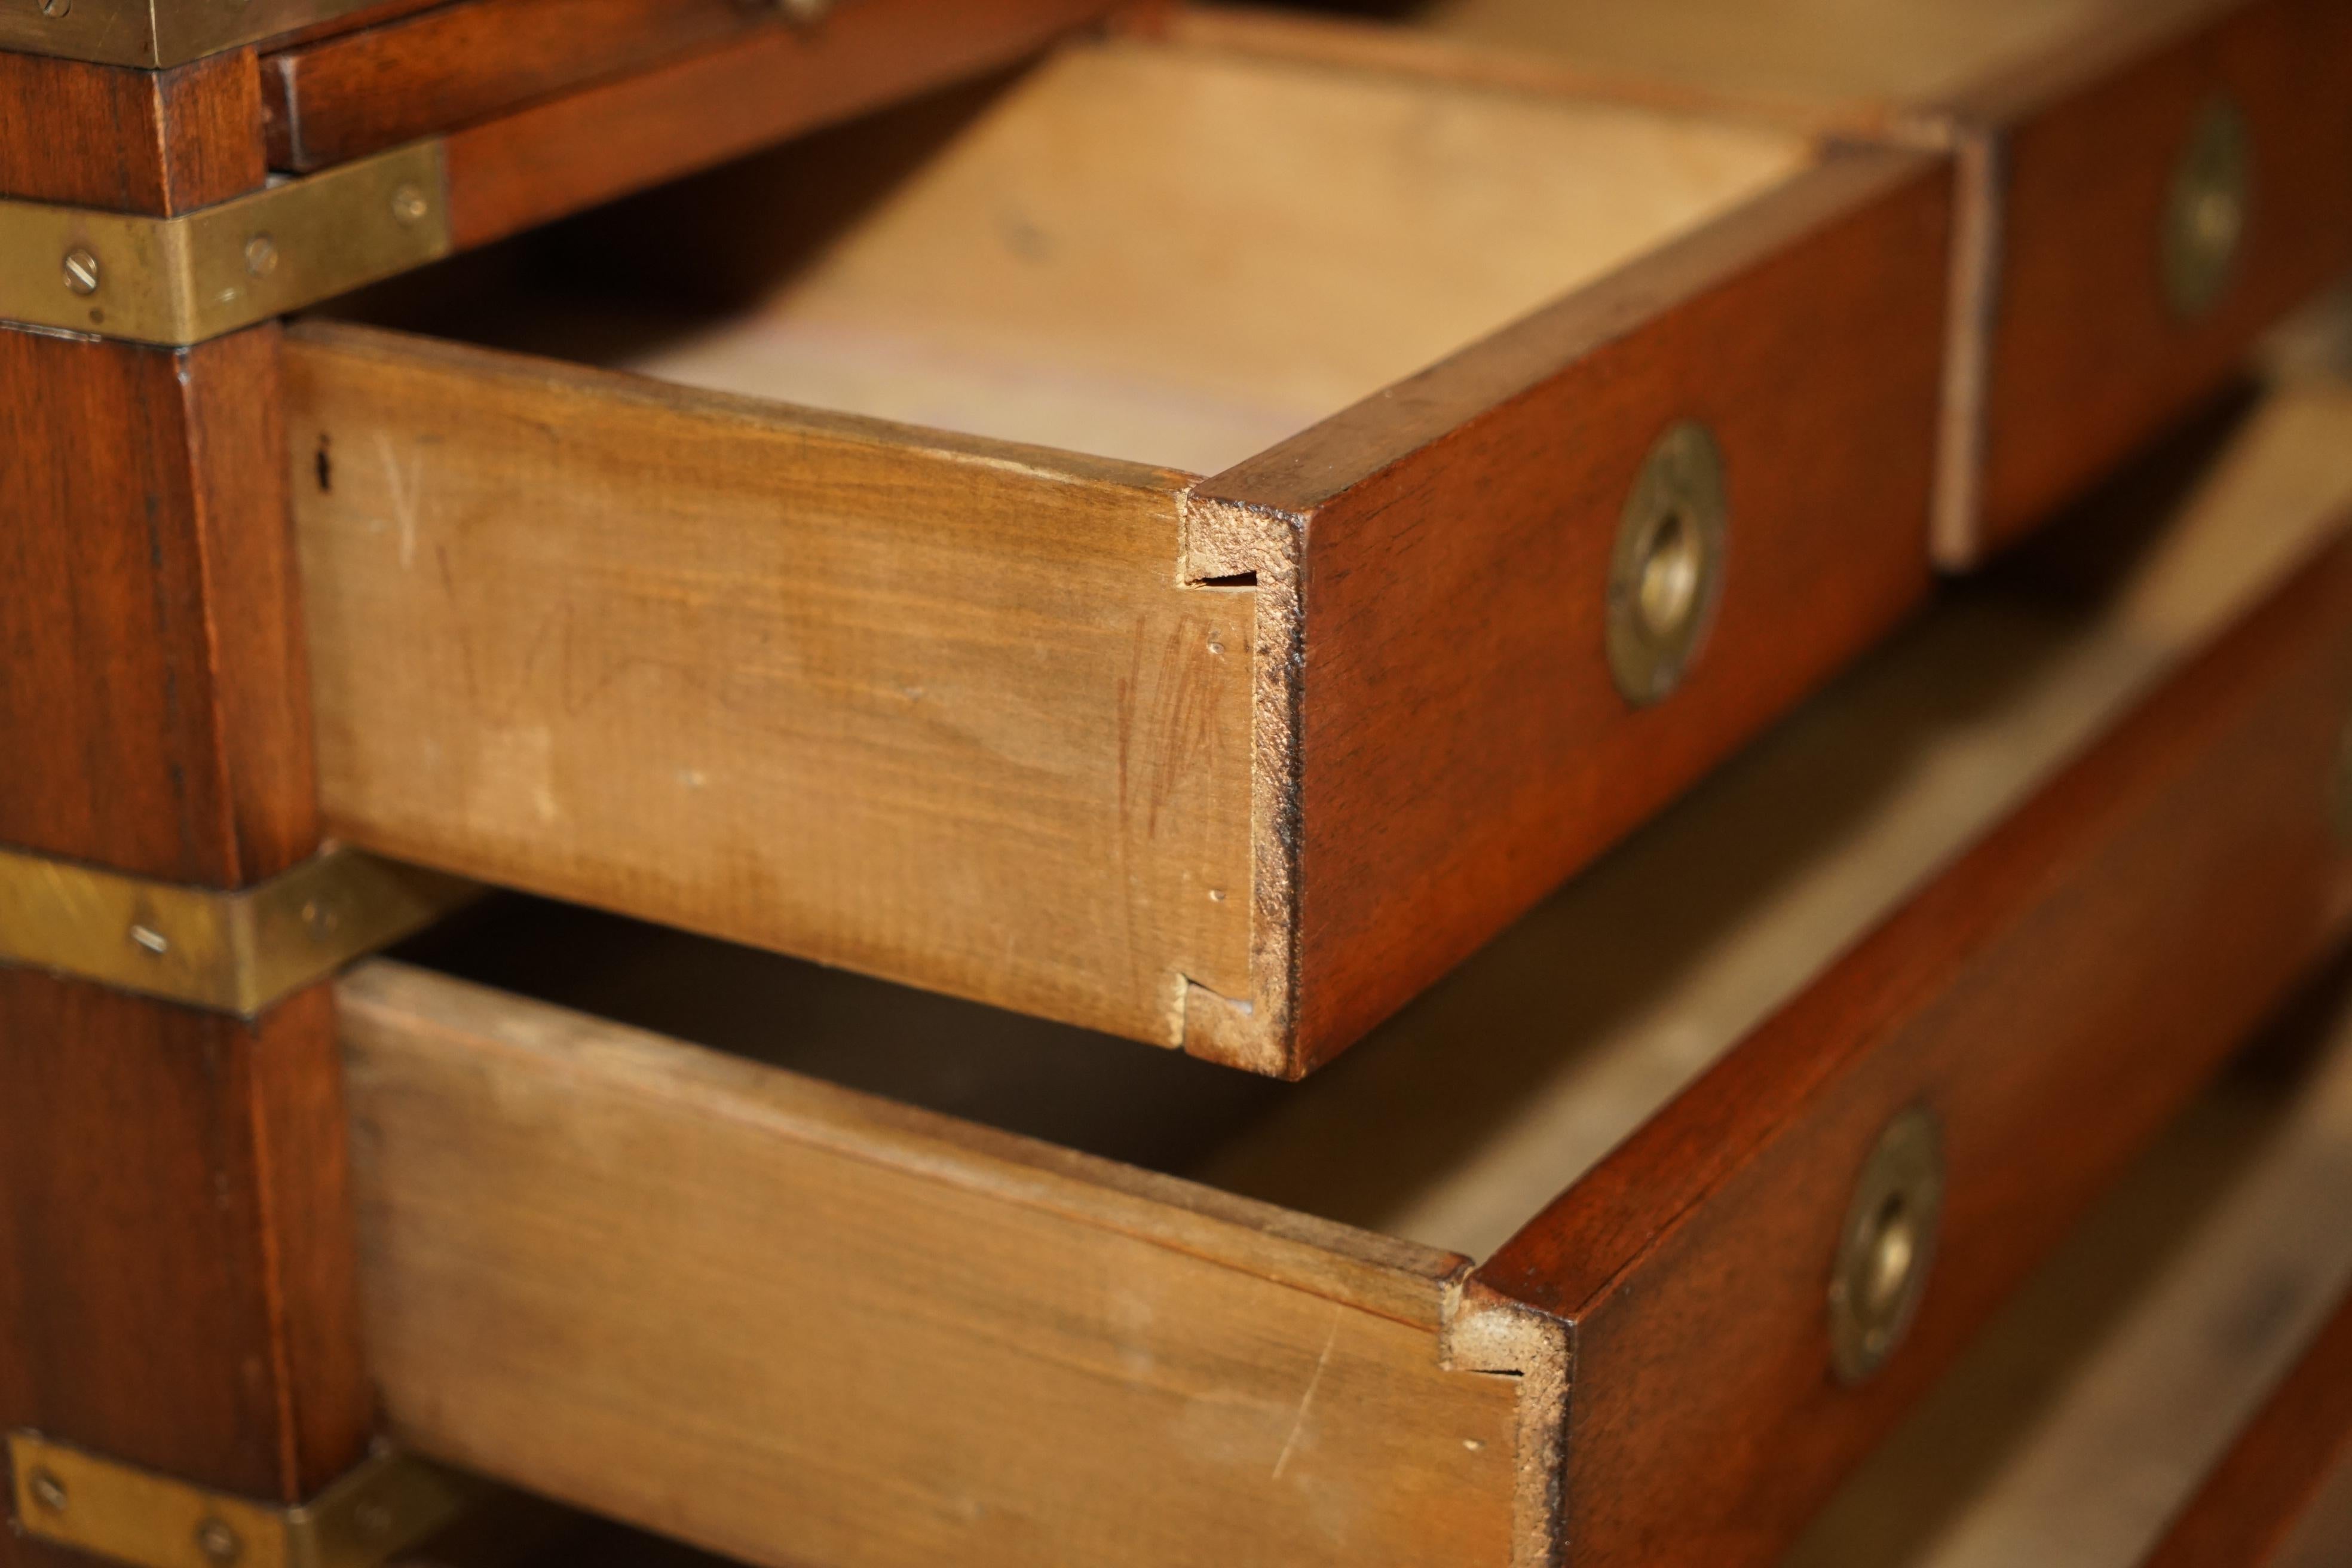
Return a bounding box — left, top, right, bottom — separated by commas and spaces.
1975, 0, 2352, 553
437, 0, 1117, 252
0, 323, 318, 887
0, 981, 368, 1504
1192, 146, 1949, 1072
262, 0, 782, 172
1474, 527, 2352, 1567
0, 51, 263, 214
2142, 1288, 2352, 1568
0, 51, 368, 1549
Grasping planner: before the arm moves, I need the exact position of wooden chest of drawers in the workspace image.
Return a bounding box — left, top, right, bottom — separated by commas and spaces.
2, 5, 2349, 1568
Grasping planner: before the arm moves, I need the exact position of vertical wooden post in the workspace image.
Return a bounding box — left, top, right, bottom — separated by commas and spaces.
0, 48, 373, 1558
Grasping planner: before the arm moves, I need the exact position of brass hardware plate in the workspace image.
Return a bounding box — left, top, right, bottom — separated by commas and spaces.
0, 141, 451, 347
8, 1433, 485, 1568
1607, 418, 1728, 707
2162, 94, 2252, 321
1828, 1105, 1944, 1384
0, 842, 478, 1016
0, 0, 384, 69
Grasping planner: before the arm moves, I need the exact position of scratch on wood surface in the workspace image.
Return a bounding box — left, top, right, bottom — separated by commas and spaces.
1270, 1306, 1342, 1480
375, 430, 423, 570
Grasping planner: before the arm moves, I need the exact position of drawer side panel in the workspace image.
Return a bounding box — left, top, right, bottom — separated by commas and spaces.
289, 324, 1254, 1049
340, 965, 1524, 1568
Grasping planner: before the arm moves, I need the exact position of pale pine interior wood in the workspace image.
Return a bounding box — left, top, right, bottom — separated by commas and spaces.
342, 961, 1528, 1568
385, 33, 1812, 476
291, 324, 1255, 1051
397, 375, 2352, 1260
1786, 960, 2352, 1568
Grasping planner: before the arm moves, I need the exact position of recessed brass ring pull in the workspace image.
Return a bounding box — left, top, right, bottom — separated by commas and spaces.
1829, 1105, 1945, 1385
1607, 419, 1728, 706
2163, 93, 2253, 321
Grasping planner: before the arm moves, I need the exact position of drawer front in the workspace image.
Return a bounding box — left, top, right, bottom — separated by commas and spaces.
1476, 528, 2352, 1567
1194, 149, 1948, 1070
295, 143, 1950, 1076
2142, 1288, 2352, 1568
1973, 0, 2352, 552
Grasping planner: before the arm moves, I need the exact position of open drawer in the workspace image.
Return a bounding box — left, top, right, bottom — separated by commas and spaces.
340, 375, 2352, 1568
1249, 0, 2352, 562
290, 23, 1952, 1076
1787, 965, 2352, 1568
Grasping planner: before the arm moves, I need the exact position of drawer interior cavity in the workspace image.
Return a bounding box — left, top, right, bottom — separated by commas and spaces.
336, 32, 1812, 474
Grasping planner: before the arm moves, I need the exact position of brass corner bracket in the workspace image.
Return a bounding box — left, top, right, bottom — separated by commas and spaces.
0, 841, 479, 1016
0, 0, 383, 70
8, 1433, 487, 1568
0, 140, 452, 347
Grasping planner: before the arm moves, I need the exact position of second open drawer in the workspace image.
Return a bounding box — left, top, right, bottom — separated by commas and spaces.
341, 376, 2352, 1568
290, 21, 1954, 1076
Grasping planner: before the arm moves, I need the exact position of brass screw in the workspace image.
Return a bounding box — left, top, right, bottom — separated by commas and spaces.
27, 1468, 68, 1512
244, 235, 280, 278
62, 248, 100, 296
128, 923, 169, 956
389, 185, 430, 225
39, 0, 71, 17
194, 1518, 242, 1566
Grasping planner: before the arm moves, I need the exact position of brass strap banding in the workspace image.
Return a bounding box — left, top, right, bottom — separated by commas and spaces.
8, 1433, 487, 1568
0, 841, 478, 1016
0, 141, 451, 347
